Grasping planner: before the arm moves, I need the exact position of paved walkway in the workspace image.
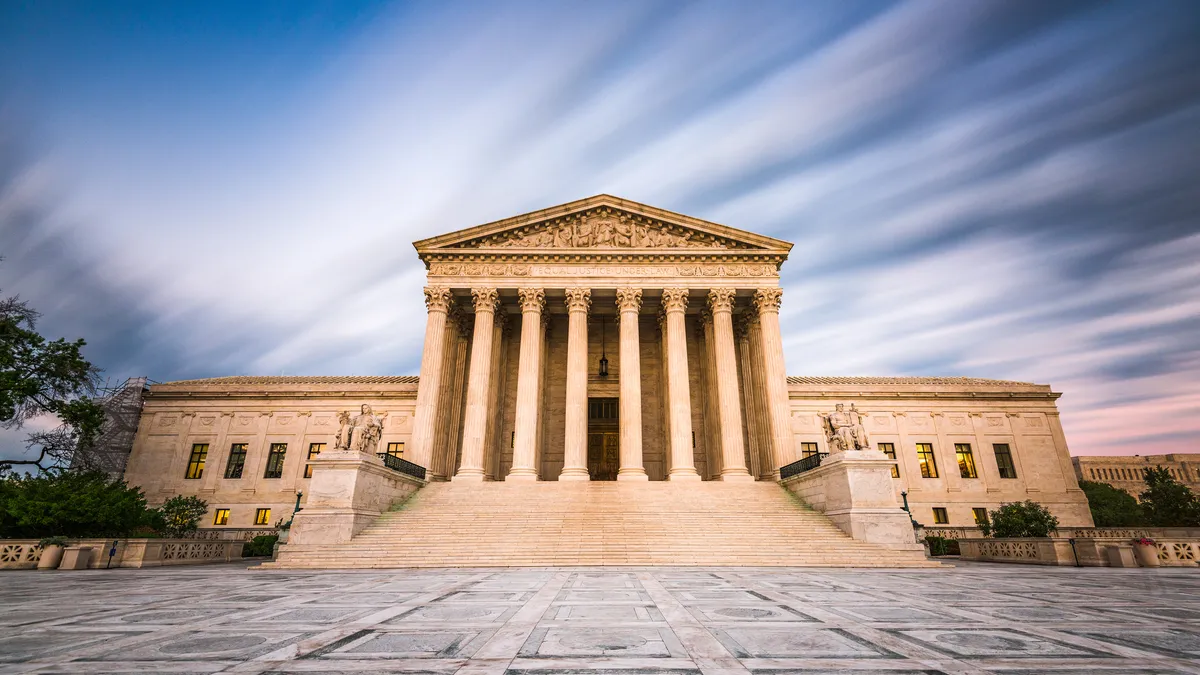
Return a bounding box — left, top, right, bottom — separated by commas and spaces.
1, 562, 1198, 674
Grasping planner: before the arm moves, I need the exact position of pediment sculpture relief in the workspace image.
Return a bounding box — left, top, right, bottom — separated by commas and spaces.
453, 209, 746, 250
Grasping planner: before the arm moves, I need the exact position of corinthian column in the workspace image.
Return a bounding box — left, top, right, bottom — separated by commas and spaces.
662, 288, 700, 481
754, 288, 796, 476
560, 288, 592, 481
409, 287, 452, 471
508, 288, 545, 481
616, 288, 647, 480
709, 289, 753, 481
454, 287, 499, 481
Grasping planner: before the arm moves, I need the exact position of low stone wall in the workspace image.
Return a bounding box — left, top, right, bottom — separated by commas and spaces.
927, 526, 1200, 540
0, 538, 246, 570
184, 528, 278, 541
960, 536, 1200, 567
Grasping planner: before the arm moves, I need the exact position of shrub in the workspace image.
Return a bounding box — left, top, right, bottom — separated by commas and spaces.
242, 534, 278, 557
1139, 467, 1200, 527
0, 470, 148, 538
1078, 480, 1145, 527
151, 495, 209, 538
925, 536, 960, 556
38, 535, 68, 548
981, 500, 1059, 538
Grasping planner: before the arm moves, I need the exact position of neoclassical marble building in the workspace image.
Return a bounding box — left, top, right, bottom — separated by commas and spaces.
123, 196, 1092, 535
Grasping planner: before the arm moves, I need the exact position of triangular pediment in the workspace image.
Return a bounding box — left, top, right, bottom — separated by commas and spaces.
413, 195, 793, 256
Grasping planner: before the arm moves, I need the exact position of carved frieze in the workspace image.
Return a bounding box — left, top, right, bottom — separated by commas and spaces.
451, 208, 752, 250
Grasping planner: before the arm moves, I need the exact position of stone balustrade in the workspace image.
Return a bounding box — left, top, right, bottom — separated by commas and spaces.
0, 538, 247, 570
959, 536, 1200, 567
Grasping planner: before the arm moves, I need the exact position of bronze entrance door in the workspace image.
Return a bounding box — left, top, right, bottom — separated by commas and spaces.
587, 398, 619, 481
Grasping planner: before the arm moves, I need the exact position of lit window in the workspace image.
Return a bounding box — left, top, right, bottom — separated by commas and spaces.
800, 442, 819, 458
263, 443, 287, 479
185, 444, 208, 479
224, 443, 247, 479
255, 508, 271, 525
386, 442, 404, 458
213, 508, 230, 526
303, 443, 325, 479
993, 444, 1017, 479
932, 507, 949, 524
879, 442, 900, 478
972, 507, 989, 526
917, 443, 939, 478
955, 444, 978, 479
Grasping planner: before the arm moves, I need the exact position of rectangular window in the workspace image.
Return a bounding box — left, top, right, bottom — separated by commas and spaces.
993, 444, 1017, 479
184, 444, 208, 479
916, 443, 939, 478
879, 442, 900, 478
955, 443, 978, 479
973, 507, 989, 526
224, 443, 248, 479
263, 443, 287, 479
303, 443, 325, 479
254, 508, 271, 525
932, 507, 949, 524
386, 442, 404, 458
800, 442, 819, 458
213, 508, 230, 526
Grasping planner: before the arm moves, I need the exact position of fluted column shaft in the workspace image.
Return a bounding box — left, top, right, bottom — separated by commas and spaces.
755, 288, 795, 476
561, 288, 592, 480
409, 287, 452, 471
508, 289, 545, 480
709, 289, 753, 481
455, 288, 499, 481
616, 288, 648, 480
663, 288, 700, 481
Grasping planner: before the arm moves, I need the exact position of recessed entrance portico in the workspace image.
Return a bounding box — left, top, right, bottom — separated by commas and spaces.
587, 397, 619, 481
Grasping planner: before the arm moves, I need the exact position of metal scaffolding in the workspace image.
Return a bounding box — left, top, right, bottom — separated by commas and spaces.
72, 377, 153, 478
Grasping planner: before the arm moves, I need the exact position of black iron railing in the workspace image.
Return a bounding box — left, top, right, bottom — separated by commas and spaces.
779, 452, 828, 480
376, 453, 427, 481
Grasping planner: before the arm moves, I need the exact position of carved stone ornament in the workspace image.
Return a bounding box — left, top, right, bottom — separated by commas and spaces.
517, 288, 546, 313
753, 287, 783, 313
452, 207, 745, 250
615, 288, 642, 313
424, 286, 452, 312
564, 287, 592, 313
698, 307, 713, 327
471, 287, 500, 313
820, 403, 871, 453
661, 288, 689, 313
707, 288, 736, 313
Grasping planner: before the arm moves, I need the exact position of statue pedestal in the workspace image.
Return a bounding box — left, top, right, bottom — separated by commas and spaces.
781, 449, 921, 550
288, 450, 425, 546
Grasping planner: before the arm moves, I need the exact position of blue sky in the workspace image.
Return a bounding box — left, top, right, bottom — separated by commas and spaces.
1, 0, 1198, 461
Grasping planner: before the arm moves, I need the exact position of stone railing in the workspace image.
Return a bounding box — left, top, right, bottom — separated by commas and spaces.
0, 538, 247, 570
960, 536, 1200, 567
183, 528, 278, 541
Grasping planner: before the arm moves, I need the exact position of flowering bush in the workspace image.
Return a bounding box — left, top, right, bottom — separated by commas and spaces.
1133, 537, 1156, 546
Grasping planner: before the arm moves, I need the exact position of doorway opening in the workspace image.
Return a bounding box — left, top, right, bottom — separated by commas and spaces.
587, 398, 619, 481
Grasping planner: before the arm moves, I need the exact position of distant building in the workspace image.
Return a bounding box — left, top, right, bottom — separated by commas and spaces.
1072, 454, 1200, 497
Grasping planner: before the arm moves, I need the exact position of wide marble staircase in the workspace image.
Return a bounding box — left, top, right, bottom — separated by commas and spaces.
269, 481, 936, 568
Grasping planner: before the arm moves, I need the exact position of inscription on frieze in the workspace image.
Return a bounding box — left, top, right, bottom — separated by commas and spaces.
429, 263, 778, 278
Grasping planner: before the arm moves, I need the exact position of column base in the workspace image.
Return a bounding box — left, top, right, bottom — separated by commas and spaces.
451, 471, 486, 482
617, 470, 649, 481
559, 469, 590, 481
668, 470, 702, 482
506, 472, 540, 482
719, 471, 756, 482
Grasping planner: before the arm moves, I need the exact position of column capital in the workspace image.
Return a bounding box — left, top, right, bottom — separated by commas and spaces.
424, 286, 452, 313
471, 287, 500, 313
494, 308, 511, 333
517, 287, 546, 313
564, 287, 592, 313
753, 287, 783, 313
708, 288, 736, 313
661, 288, 689, 313
698, 307, 713, 328
656, 306, 668, 332
615, 287, 642, 313
733, 312, 752, 340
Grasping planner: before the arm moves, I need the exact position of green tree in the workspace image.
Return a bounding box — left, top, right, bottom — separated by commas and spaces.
0, 470, 148, 538
1078, 480, 1145, 527
1139, 467, 1200, 527
150, 495, 209, 538
981, 500, 1060, 538
1, 290, 106, 473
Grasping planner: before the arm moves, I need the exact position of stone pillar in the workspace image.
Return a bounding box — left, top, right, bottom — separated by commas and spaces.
455, 288, 499, 481
508, 288, 545, 481
561, 288, 592, 481
755, 288, 795, 476
409, 287, 452, 471
745, 314, 773, 477
662, 288, 700, 481
709, 289, 753, 481
657, 307, 672, 474
485, 312, 510, 479
616, 288, 648, 480
734, 315, 762, 478
698, 309, 721, 478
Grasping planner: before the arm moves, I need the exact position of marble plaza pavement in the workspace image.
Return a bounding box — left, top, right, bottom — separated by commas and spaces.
1, 562, 1198, 674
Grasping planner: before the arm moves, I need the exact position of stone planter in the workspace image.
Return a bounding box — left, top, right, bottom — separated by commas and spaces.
1134, 543, 1161, 567
37, 545, 65, 570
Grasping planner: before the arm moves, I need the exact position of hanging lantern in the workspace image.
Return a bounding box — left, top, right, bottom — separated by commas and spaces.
599, 317, 609, 377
